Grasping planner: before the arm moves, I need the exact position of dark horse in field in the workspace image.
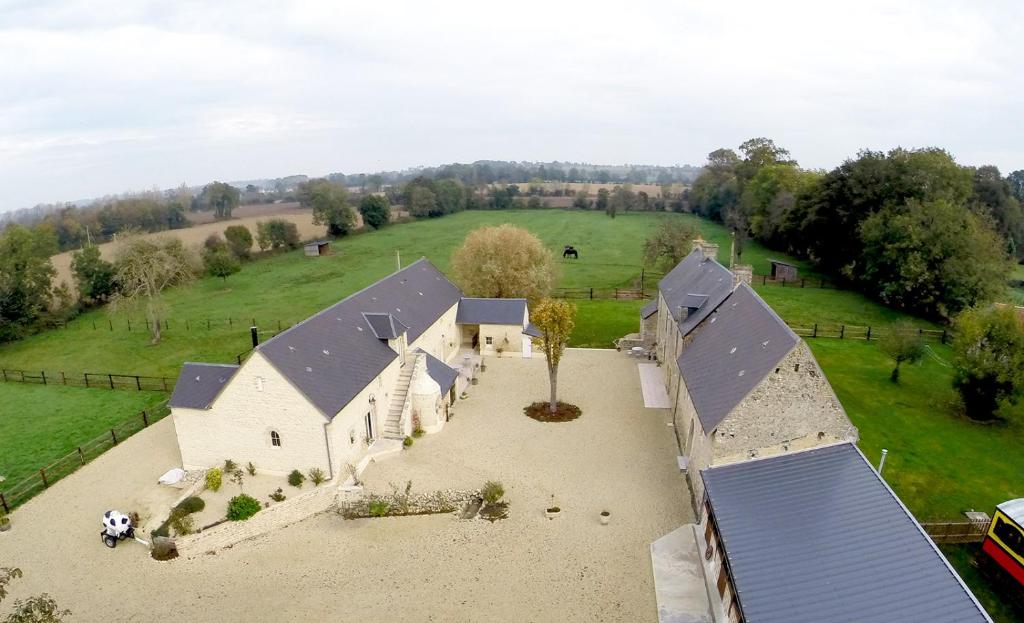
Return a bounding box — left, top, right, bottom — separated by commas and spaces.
563, 245, 579, 259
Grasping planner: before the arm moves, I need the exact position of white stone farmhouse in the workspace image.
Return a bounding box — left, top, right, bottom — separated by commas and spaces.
168, 258, 533, 478
644, 241, 858, 504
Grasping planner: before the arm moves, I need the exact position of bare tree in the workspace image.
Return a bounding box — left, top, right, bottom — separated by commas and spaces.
110, 234, 195, 344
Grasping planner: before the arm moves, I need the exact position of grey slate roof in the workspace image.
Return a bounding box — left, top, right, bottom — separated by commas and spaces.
701, 443, 991, 623
258, 258, 462, 418
640, 299, 658, 319
363, 312, 408, 340
523, 322, 542, 338
419, 350, 459, 394
456, 297, 527, 326
677, 283, 799, 433
657, 248, 733, 337
169, 363, 239, 409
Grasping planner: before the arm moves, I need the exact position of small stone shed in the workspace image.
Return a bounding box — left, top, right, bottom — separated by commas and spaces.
304, 240, 331, 257
769, 259, 798, 281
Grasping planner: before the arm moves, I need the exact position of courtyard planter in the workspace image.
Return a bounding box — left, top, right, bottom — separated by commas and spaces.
600, 511, 610, 526
545, 507, 561, 519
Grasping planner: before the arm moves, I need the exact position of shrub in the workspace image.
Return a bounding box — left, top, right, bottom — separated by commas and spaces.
171, 513, 195, 536
246, 462, 257, 476
288, 469, 306, 488
230, 468, 245, 487
176, 496, 206, 514
412, 427, 425, 438
403, 436, 414, 448
269, 488, 286, 502
227, 494, 261, 521
368, 499, 391, 517
308, 467, 326, 486
205, 468, 222, 492
223, 459, 238, 473
481, 481, 505, 504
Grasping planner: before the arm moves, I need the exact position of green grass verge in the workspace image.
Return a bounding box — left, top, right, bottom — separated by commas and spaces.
568, 300, 645, 348
0, 383, 166, 486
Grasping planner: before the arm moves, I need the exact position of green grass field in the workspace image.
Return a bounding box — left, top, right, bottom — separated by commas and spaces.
0, 383, 165, 486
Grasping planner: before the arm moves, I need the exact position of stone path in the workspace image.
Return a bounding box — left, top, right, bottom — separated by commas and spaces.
639, 362, 672, 408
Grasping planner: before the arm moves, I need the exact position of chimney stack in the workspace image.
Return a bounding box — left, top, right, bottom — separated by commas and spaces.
732, 265, 753, 288
691, 238, 719, 262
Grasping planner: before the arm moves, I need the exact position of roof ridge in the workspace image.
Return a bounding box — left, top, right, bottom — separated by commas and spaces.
181, 361, 240, 368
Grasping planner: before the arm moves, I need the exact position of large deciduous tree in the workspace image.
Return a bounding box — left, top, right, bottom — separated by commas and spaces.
359, 195, 391, 230
0, 224, 58, 341
451, 224, 558, 305
199, 182, 240, 220
951, 306, 1024, 421
643, 218, 701, 272
531, 298, 576, 414
858, 199, 1010, 318
223, 225, 253, 260
70, 244, 117, 306
299, 179, 356, 237
110, 235, 195, 344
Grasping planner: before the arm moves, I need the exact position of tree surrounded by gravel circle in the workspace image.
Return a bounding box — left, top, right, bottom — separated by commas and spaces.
526, 298, 581, 422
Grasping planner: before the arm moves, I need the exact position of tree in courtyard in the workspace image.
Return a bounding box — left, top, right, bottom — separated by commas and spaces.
951, 306, 1024, 421
223, 225, 253, 260
531, 299, 576, 414
110, 234, 195, 344
359, 195, 391, 230
643, 218, 701, 272
878, 321, 925, 383
70, 243, 117, 306
199, 182, 240, 220
299, 179, 356, 237
202, 247, 241, 283
1, 567, 70, 622
256, 219, 301, 251
451, 224, 558, 306
0, 224, 58, 342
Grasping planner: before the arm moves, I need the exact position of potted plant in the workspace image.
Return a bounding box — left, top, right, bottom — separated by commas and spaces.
600, 510, 611, 526
545, 506, 561, 519
0, 512, 10, 532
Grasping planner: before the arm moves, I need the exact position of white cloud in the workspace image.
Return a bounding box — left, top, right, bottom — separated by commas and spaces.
0, 0, 1021, 210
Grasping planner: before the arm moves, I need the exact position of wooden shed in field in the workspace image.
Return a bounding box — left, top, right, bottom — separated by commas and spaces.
304, 240, 331, 257
769, 259, 798, 282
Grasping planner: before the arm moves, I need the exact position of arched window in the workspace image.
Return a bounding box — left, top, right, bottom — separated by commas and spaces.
271, 431, 281, 447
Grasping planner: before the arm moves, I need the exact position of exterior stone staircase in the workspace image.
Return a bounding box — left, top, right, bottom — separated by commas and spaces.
383, 363, 415, 439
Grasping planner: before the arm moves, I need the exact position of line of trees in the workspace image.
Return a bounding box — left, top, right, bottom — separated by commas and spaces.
689, 138, 1023, 318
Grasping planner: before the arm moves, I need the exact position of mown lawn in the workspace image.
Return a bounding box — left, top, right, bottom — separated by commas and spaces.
0, 383, 165, 486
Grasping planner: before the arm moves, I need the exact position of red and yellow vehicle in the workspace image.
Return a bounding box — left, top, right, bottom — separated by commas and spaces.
982, 498, 1024, 585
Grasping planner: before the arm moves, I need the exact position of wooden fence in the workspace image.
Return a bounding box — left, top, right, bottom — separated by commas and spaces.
0, 402, 170, 513
921, 520, 990, 544
789, 323, 950, 344
0, 368, 176, 392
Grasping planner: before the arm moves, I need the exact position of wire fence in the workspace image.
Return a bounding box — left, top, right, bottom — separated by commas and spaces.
0, 402, 170, 513
36, 316, 298, 334
0, 368, 176, 392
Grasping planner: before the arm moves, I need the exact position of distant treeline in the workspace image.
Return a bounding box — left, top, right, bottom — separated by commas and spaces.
688, 138, 1024, 318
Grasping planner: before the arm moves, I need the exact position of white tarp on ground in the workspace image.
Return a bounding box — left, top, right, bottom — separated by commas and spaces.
157, 468, 185, 486
638, 363, 672, 408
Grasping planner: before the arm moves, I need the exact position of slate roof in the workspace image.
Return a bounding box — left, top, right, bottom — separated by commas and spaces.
657, 248, 733, 337
363, 312, 408, 340
523, 322, 542, 338
257, 258, 462, 417
419, 350, 459, 394
168, 363, 240, 409
456, 297, 527, 326
701, 443, 991, 623
640, 299, 658, 319
677, 283, 799, 432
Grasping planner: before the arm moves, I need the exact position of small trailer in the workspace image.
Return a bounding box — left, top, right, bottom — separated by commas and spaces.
982, 498, 1024, 585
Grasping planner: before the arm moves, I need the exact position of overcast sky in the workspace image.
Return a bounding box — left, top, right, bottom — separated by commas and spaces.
1, 0, 1021, 212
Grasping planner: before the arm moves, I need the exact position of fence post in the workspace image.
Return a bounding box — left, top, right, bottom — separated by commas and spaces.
108, 374, 114, 389
61, 371, 66, 385
615, 288, 619, 299
40, 468, 48, 488
162, 377, 168, 392
186, 319, 190, 331
93, 320, 96, 330
0, 492, 7, 514
109, 319, 113, 331
781, 278, 786, 287
941, 329, 947, 345
41, 371, 46, 385
20, 371, 25, 382
236, 354, 242, 365
165, 319, 169, 331
840, 325, 845, 339
145, 318, 150, 331
78, 447, 85, 465
801, 278, 806, 288
813, 323, 818, 338
84, 373, 89, 388
2, 369, 7, 382
229, 317, 233, 328
110, 429, 118, 445
135, 376, 141, 391
127, 318, 131, 331
589, 288, 593, 300
763, 274, 767, 286
866, 326, 872, 341
142, 410, 149, 427
207, 319, 211, 329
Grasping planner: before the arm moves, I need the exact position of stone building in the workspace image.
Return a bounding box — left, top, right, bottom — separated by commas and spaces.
168, 258, 532, 479
645, 242, 857, 505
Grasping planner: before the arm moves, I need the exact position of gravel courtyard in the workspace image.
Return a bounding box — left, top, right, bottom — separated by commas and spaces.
0, 349, 692, 622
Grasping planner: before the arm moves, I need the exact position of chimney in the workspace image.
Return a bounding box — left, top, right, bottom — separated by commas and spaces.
691, 238, 719, 262
732, 265, 753, 288
250, 326, 259, 349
